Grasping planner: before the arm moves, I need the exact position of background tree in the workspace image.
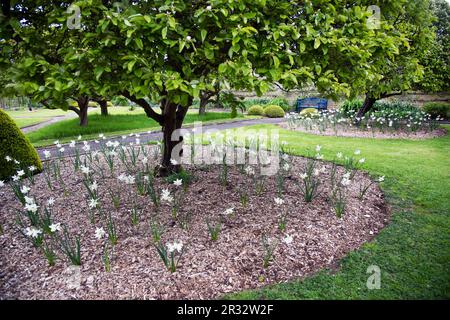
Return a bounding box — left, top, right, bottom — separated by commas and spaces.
2, 0, 403, 174
418, 0, 450, 93
354, 0, 435, 117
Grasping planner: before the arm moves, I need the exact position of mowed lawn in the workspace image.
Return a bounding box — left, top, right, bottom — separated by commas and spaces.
26, 110, 247, 147
215, 124, 450, 299
6, 108, 69, 128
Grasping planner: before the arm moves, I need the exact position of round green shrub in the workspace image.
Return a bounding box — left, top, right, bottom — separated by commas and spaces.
263, 105, 285, 118
423, 102, 450, 119
0, 109, 43, 180
269, 98, 291, 111
247, 105, 265, 116
299, 107, 319, 118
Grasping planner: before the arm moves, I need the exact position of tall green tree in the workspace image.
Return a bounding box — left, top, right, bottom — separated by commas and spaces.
355, 0, 435, 117
419, 0, 450, 93
2, 0, 402, 174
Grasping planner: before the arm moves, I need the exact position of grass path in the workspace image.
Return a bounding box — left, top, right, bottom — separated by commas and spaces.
218, 124, 450, 299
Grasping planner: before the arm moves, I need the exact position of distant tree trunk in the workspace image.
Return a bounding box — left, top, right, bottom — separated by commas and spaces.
78, 97, 89, 126
356, 94, 377, 119
199, 96, 208, 115
99, 99, 108, 116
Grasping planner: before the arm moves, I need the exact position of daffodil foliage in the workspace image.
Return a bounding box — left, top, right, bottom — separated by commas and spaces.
1, 0, 404, 172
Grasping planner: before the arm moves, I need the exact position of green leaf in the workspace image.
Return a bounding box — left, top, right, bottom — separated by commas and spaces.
162, 27, 168, 39
314, 38, 321, 49
273, 55, 280, 68
201, 29, 207, 43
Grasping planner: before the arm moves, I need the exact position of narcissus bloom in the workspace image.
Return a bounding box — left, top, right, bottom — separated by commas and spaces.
274, 197, 284, 205
173, 179, 183, 187
95, 227, 106, 239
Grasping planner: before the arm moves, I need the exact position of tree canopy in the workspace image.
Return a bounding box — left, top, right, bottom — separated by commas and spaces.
0, 0, 433, 173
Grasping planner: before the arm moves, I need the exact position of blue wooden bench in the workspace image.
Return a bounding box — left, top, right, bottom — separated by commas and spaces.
296, 97, 328, 113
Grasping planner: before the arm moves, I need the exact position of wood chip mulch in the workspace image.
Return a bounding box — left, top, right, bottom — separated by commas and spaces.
0, 146, 389, 299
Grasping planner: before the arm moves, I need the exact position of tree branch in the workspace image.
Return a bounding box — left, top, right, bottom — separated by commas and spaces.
68, 106, 80, 115
121, 91, 164, 125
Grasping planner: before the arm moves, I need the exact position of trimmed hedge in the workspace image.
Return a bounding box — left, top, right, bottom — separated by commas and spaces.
423, 102, 450, 119
263, 105, 285, 118
247, 105, 265, 116
0, 109, 42, 180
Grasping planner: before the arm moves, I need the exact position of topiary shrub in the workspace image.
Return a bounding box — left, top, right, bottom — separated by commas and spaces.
423, 102, 450, 119
247, 105, 265, 116
263, 105, 285, 118
300, 107, 319, 118
269, 98, 291, 111
0, 109, 43, 180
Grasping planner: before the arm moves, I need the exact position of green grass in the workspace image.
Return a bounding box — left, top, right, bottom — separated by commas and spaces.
6, 108, 69, 128
27, 111, 250, 147
218, 124, 450, 299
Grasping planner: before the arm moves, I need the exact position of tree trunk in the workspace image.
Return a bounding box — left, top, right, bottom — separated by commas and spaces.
78, 97, 89, 126
158, 99, 191, 176
199, 95, 208, 116
356, 94, 377, 119
99, 99, 108, 116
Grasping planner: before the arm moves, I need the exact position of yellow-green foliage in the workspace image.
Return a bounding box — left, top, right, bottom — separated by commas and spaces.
263, 105, 285, 118
247, 105, 265, 116
88, 101, 99, 107
300, 107, 319, 118
0, 109, 43, 180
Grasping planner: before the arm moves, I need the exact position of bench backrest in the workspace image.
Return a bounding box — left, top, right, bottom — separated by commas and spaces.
296, 98, 328, 112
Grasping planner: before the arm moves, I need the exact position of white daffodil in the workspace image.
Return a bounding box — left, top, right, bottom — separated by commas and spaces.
89, 181, 98, 191
358, 158, 365, 164
170, 159, 178, 165
69, 141, 76, 148
95, 227, 106, 239
12, 175, 19, 182
315, 145, 322, 152
0, 180, 4, 187
245, 166, 255, 176
25, 227, 42, 238
206, 5, 212, 10
378, 176, 385, 182
14, 159, 20, 165
25, 203, 39, 213
47, 197, 55, 206
43, 150, 51, 159
283, 163, 290, 171
88, 198, 98, 209
82, 144, 91, 152
299, 172, 308, 180
142, 157, 148, 165
274, 197, 284, 205
17, 170, 25, 177
283, 234, 293, 245
80, 165, 91, 175
59, 147, 65, 153
186, 35, 192, 41
49, 223, 62, 233
5, 155, 12, 162
354, 149, 361, 155
281, 153, 289, 161
54, 140, 60, 146
173, 179, 183, 187
167, 241, 183, 253
20, 185, 30, 194
336, 152, 343, 159
99, 133, 105, 139
161, 188, 173, 203
77, 135, 82, 140
28, 165, 36, 172
24, 196, 34, 204
341, 177, 351, 187
223, 208, 234, 216
315, 153, 323, 160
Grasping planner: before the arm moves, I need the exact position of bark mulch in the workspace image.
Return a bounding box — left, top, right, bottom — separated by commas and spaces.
0, 146, 389, 299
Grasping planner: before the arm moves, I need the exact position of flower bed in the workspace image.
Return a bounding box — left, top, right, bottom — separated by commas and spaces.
0, 141, 389, 299
285, 109, 447, 139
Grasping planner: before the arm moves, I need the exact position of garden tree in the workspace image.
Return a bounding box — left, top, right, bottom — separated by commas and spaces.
0, 0, 108, 126
355, 0, 435, 118
418, 0, 450, 93
61, 0, 401, 175
2, 0, 402, 174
